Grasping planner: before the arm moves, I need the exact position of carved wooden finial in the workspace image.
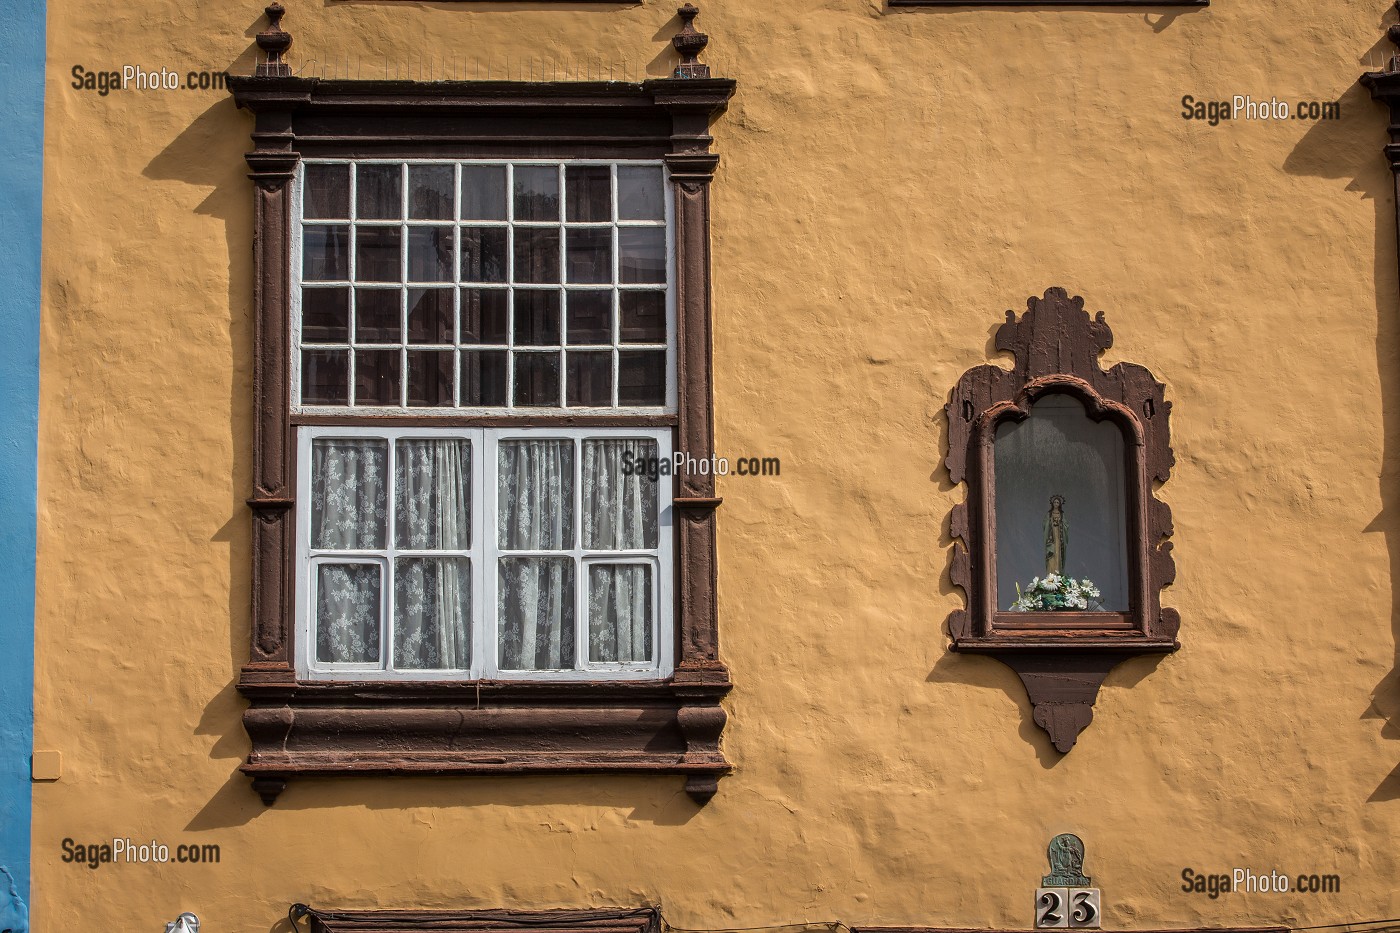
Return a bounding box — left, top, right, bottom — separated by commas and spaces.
672, 4, 711, 79
254, 2, 293, 77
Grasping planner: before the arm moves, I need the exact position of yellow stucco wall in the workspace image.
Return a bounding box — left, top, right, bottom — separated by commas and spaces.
30, 0, 1400, 930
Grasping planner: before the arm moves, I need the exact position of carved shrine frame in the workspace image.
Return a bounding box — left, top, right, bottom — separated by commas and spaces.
945, 288, 1179, 752
229, 6, 735, 805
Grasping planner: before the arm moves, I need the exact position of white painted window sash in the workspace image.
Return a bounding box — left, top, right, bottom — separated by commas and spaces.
291, 159, 675, 416
296, 424, 674, 682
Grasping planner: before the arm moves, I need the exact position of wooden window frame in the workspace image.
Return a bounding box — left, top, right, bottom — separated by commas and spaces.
945, 287, 1179, 753
228, 7, 735, 806
303, 908, 661, 933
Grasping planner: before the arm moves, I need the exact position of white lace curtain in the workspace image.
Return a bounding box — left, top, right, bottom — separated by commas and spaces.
498, 440, 575, 669
393, 439, 471, 669
312, 439, 386, 663
497, 438, 657, 670
312, 437, 472, 668
583, 439, 656, 663
313, 434, 658, 673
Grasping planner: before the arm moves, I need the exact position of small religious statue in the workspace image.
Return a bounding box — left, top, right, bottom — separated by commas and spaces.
1044, 494, 1068, 576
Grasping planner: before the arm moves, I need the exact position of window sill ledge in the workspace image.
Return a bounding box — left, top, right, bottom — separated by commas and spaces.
952, 633, 1179, 653
237, 668, 732, 806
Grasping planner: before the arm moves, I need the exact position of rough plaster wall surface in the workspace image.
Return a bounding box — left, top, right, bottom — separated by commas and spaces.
29, 0, 1400, 930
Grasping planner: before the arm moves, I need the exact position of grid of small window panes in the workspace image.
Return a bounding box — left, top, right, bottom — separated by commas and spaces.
297, 161, 671, 410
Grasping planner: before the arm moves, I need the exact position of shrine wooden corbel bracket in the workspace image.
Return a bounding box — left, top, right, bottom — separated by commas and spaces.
944, 287, 1180, 753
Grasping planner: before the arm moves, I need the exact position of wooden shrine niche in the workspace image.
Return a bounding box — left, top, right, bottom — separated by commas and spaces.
945, 287, 1179, 752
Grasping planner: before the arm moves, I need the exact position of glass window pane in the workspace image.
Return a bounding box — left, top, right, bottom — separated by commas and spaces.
407, 288, 453, 344
617, 350, 665, 406
408, 227, 454, 283
588, 564, 652, 663
407, 351, 454, 407
462, 289, 508, 344
994, 394, 1129, 612
304, 164, 350, 219
356, 164, 402, 220
513, 228, 561, 284
514, 165, 560, 221
619, 291, 665, 343
355, 226, 402, 283
356, 349, 401, 405
395, 438, 471, 549
513, 352, 561, 407
316, 563, 382, 664
394, 557, 471, 670
498, 557, 575, 670
583, 438, 658, 549
303, 225, 348, 281
462, 350, 508, 406
514, 290, 560, 346
311, 438, 387, 549
617, 166, 664, 221
302, 287, 350, 343
301, 349, 348, 405
566, 166, 611, 222
461, 165, 507, 221
497, 439, 574, 549
461, 227, 507, 283
619, 228, 666, 284
566, 229, 612, 285
355, 289, 401, 343
566, 291, 611, 344
566, 352, 612, 407
408, 165, 454, 220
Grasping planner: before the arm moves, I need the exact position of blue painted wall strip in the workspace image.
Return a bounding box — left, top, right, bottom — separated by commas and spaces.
0, 0, 45, 923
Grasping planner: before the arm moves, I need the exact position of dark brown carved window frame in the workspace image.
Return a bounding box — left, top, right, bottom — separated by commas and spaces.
945, 287, 1179, 752
229, 5, 735, 806
888, 0, 1205, 6
302, 907, 660, 933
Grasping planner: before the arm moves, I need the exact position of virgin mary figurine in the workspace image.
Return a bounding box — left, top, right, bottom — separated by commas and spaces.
1044, 495, 1067, 576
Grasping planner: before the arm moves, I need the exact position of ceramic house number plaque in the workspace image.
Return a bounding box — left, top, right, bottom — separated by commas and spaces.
1034, 835, 1102, 929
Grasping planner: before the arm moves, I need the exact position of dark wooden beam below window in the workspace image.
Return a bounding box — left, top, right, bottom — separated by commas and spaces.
889, 0, 1207, 6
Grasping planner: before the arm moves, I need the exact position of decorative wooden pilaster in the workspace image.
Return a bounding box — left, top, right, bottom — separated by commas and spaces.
234, 6, 311, 689
1363, 4, 1400, 289
646, 29, 735, 798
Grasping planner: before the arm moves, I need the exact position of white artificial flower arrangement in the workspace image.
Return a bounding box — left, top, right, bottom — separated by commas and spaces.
1010, 573, 1102, 612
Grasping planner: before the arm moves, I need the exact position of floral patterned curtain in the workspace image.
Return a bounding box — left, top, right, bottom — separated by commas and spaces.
393, 439, 471, 669
312, 438, 387, 663
583, 438, 656, 663
498, 439, 575, 669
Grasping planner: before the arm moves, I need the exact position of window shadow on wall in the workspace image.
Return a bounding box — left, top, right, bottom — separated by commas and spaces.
1283, 60, 1400, 801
